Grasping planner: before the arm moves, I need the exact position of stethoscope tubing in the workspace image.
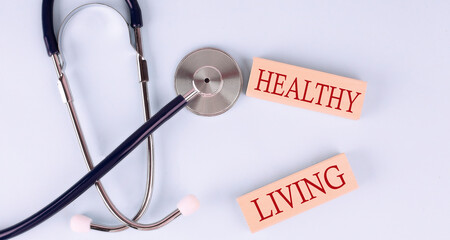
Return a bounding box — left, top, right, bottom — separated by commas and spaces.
42, 0, 143, 56
48, 0, 159, 232
58, 19, 156, 231
0, 93, 194, 240
65, 73, 156, 232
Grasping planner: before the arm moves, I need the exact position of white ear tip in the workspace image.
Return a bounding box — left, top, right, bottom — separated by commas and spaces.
177, 194, 200, 216
70, 214, 92, 233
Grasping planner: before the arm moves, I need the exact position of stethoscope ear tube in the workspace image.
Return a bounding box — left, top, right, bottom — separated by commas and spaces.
41, 0, 143, 56
0, 94, 192, 240
42, 0, 58, 56
125, 0, 143, 28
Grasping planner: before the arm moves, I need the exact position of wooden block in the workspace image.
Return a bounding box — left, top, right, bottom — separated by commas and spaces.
237, 154, 358, 233
246, 58, 367, 119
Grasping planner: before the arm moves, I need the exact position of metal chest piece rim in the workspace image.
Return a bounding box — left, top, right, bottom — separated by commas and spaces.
174, 48, 243, 116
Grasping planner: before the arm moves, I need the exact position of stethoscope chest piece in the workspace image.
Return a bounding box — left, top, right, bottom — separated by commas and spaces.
175, 48, 243, 116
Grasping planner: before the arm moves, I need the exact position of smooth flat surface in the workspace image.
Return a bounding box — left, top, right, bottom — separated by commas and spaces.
0, 1, 449, 239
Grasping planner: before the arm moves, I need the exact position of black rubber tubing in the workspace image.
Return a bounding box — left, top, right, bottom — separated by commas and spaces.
0, 95, 187, 240
42, 0, 143, 56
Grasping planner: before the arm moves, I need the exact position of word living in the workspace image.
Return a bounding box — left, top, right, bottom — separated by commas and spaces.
237, 154, 358, 232
251, 164, 345, 222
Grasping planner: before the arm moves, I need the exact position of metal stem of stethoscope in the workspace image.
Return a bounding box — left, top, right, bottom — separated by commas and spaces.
52, 18, 187, 232
52, 26, 166, 232
46, 1, 185, 232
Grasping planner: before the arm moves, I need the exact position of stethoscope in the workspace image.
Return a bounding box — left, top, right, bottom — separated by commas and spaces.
0, 0, 242, 239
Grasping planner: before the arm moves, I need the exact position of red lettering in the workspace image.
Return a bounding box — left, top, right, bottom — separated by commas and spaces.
271, 73, 286, 96
346, 90, 361, 113
326, 86, 345, 110
292, 180, 309, 204
254, 69, 273, 93
315, 83, 329, 106
302, 172, 326, 200
274, 184, 296, 208
251, 198, 273, 222
250, 164, 349, 222
301, 80, 314, 103
267, 191, 284, 215
284, 78, 300, 100
324, 165, 346, 189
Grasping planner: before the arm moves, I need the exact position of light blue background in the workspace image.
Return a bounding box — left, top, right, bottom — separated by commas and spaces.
0, 1, 449, 239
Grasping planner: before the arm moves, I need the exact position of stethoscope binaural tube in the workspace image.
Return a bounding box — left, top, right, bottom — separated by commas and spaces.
55, 3, 160, 233
43, 0, 175, 234
42, 0, 143, 56
0, 89, 200, 240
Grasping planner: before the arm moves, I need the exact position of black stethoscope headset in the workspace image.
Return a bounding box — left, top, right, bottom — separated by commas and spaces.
0, 0, 242, 239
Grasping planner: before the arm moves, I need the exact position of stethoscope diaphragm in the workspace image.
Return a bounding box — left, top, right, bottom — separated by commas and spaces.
175, 48, 243, 116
